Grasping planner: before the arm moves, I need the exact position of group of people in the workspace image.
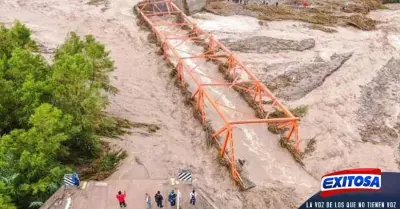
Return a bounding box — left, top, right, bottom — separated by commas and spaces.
116, 189, 197, 208
228, 0, 279, 6
228, 0, 249, 5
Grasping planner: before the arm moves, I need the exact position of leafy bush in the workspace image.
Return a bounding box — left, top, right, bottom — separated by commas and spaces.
99, 150, 127, 172
79, 145, 127, 180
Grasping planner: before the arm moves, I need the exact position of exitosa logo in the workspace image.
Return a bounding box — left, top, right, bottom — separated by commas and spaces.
320, 168, 381, 197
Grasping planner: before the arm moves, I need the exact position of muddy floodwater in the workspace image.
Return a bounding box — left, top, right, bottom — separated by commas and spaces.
1, 0, 400, 208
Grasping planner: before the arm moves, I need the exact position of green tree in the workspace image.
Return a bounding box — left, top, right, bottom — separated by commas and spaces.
0, 186, 16, 209
54, 32, 116, 94
0, 21, 121, 209
0, 78, 15, 133
0, 21, 37, 59
0, 24, 49, 134
0, 104, 72, 208
51, 32, 117, 158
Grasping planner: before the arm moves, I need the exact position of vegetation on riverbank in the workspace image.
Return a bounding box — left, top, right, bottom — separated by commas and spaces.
0, 21, 127, 209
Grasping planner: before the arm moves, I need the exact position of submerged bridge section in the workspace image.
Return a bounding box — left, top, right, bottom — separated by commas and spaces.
136, 0, 302, 190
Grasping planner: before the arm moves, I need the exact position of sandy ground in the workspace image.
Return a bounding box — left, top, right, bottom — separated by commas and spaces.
2, 0, 400, 208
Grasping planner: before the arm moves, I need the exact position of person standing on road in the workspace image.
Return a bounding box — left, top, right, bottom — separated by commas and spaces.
189, 189, 197, 205
168, 190, 177, 207
116, 191, 127, 208
303, 0, 309, 8
155, 191, 164, 208
145, 193, 152, 209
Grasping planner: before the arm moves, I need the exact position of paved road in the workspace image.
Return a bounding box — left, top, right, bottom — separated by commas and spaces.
41, 179, 215, 209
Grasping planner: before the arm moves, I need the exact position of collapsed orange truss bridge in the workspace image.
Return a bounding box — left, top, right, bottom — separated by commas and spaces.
136, 0, 300, 189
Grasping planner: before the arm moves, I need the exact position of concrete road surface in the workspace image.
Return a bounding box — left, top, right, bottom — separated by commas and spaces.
41, 179, 215, 209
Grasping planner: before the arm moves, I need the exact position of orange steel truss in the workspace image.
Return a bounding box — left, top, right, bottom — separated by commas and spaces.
136, 0, 300, 188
